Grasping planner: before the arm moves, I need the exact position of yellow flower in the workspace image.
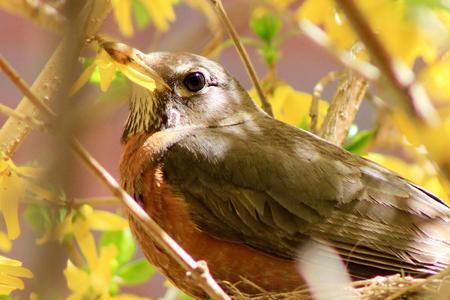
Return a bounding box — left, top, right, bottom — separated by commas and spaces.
365, 152, 449, 203
297, 0, 447, 66
111, 0, 176, 36
297, 0, 357, 50
64, 245, 149, 300
70, 41, 161, 96
0, 255, 33, 295
392, 111, 450, 169
419, 53, 450, 102
0, 155, 43, 243
250, 84, 328, 127
39, 204, 128, 269
64, 245, 116, 300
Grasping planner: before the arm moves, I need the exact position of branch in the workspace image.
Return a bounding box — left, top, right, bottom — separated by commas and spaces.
335, 0, 439, 126
0, 55, 231, 300
0, 0, 65, 33
319, 73, 368, 146
209, 0, 273, 117
309, 71, 347, 134
0, 103, 46, 129
0, 0, 111, 156
72, 141, 231, 300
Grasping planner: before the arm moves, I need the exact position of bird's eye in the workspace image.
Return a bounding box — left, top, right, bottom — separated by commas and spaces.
183, 72, 206, 92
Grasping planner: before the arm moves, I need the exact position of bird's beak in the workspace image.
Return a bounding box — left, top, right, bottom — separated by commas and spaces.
101, 41, 171, 91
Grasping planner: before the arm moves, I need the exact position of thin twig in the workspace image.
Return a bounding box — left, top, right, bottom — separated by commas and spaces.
73, 196, 120, 206
310, 71, 347, 134
71, 141, 231, 300
336, 0, 439, 126
209, 0, 273, 117
0, 56, 56, 118
0, 103, 46, 129
384, 268, 450, 300
0, 55, 231, 300
299, 20, 379, 82
319, 74, 368, 146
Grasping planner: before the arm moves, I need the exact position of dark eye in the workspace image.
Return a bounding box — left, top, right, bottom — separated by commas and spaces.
183, 72, 206, 92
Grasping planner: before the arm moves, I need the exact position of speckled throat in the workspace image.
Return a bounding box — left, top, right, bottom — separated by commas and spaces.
122, 86, 166, 143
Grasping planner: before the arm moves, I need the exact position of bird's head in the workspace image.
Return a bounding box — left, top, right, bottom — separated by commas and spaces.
121, 52, 264, 142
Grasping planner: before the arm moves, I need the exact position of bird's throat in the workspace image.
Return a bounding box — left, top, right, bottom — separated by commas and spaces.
121, 87, 166, 143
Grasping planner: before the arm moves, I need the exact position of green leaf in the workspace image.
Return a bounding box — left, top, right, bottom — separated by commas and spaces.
24, 203, 52, 235
100, 229, 136, 265
259, 44, 280, 66
250, 12, 281, 44
117, 258, 156, 285
344, 129, 376, 154
298, 117, 310, 131
133, 0, 152, 29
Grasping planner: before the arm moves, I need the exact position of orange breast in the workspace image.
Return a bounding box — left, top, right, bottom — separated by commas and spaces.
120, 134, 303, 298
128, 167, 303, 298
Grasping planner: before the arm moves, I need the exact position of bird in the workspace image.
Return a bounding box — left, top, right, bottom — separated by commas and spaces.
119, 51, 450, 299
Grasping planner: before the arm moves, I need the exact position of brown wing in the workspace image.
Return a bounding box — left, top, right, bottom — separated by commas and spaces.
161, 117, 450, 277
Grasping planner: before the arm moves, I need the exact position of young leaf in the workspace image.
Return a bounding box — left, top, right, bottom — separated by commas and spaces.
117, 258, 156, 285
250, 12, 282, 44
100, 229, 136, 265
24, 203, 52, 235
133, 0, 152, 28
344, 129, 376, 154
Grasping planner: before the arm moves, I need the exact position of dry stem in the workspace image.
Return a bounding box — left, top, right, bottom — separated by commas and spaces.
0, 53, 231, 300
319, 73, 368, 146
309, 71, 347, 134
209, 0, 273, 117
336, 0, 438, 126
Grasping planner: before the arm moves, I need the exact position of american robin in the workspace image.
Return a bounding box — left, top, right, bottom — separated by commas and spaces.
119, 52, 450, 298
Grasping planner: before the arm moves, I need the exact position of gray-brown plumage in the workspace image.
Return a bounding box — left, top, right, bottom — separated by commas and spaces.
120, 51, 450, 297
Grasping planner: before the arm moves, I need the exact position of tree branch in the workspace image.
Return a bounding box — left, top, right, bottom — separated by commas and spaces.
209, 0, 273, 117
335, 0, 439, 126
0, 0, 111, 156
309, 71, 347, 134
319, 73, 368, 146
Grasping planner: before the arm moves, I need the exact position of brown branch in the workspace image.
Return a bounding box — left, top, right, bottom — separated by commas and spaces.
0, 0, 111, 156
336, 0, 439, 126
0, 55, 231, 300
309, 71, 347, 134
319, 73, 368, 146
0, 0, 65, 33
209, 0, 273, 117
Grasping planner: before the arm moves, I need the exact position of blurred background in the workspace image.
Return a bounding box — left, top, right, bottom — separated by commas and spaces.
2, 0, 440, 298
